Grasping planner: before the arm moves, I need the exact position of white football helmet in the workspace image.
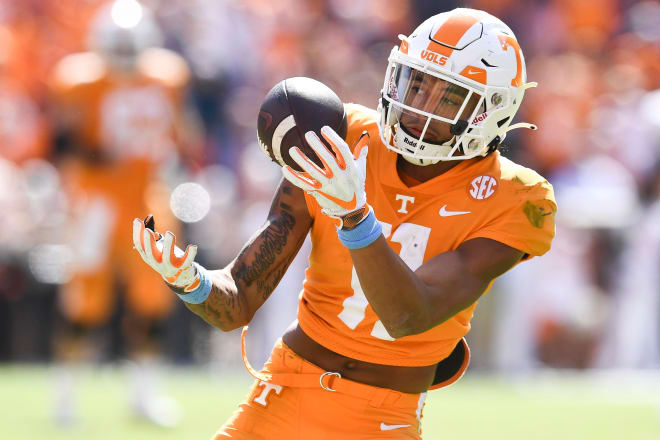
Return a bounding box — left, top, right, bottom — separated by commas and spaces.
378, 8, 538, 165
87, 0, 163, 71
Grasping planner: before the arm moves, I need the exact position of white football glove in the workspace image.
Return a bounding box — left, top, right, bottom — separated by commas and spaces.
132, 215, 201, 292
282, 126, 370, 228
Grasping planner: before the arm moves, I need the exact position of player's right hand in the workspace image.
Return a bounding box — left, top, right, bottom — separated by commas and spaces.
132, 215, 201, 292
283, 127, 370, 228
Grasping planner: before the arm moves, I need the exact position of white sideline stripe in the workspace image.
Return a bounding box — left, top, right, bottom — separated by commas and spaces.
272, 115, 296, 166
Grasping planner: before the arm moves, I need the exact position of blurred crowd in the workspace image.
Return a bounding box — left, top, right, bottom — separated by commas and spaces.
0, 0, 659, 382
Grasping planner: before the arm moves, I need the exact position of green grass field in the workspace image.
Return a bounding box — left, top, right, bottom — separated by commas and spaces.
1, 365, 659, 439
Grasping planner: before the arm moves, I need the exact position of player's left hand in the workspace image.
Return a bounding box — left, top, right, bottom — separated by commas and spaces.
132, 214, 201, 292
282, 126, 370, 228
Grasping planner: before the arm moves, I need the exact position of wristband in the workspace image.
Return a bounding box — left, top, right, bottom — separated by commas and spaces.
337, 209, 382, 249
176, 263, 212, 304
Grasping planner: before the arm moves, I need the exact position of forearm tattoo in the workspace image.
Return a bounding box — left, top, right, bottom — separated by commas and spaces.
177, 182, 304, 330
255, 252, 296, 299
203, 283, 242, 327
175, 273, 247, 330
233, 211, 295, 293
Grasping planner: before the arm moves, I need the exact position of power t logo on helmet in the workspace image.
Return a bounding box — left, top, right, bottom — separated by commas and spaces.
377, 8, 538, 165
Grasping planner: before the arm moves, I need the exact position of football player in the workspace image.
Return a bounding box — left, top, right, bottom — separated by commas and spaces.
134, 7, 556, 438
50, 0, 201, 427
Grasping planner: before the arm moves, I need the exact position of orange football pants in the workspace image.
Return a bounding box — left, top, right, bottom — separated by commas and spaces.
215, 330, 426, 439
59, 160, 177, 326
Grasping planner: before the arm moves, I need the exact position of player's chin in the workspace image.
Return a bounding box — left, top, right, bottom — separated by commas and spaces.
400, 123, 450, 145
424, 125, 453, 144
426, 134, 452, 144
417, 132, 451, 145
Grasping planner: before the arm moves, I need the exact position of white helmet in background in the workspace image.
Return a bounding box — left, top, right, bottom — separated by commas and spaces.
87, 0, 163, 71
378, 8, 538, 165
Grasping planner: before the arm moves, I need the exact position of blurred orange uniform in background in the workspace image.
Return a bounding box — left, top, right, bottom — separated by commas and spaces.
0, 19, 50, 163
0, 79, 50, 164
49, 47, 196, 326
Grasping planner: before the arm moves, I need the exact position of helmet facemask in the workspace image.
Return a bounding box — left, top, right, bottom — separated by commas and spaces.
378, 50, 492, 165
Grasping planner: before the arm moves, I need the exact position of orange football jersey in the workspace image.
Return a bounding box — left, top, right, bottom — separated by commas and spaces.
49, 48, 191, 165
298, 103, 556, 367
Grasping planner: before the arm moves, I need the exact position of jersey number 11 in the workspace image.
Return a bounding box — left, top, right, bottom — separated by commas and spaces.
337, 221, 431, 341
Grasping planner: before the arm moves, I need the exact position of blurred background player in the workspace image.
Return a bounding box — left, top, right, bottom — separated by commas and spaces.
47, 0, 202, 427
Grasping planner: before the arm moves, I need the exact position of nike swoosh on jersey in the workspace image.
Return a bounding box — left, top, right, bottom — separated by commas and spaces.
467, 69, 482, 75
439, 205, 471, 217
380, 423, 411, 431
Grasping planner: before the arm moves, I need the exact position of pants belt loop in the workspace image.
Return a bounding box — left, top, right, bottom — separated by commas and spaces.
368, 388, 391, 408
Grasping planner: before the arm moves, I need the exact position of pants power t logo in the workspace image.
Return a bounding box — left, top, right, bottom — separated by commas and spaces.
253, 381, 283, 407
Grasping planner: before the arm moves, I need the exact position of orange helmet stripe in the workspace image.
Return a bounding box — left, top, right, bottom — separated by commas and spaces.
427, 13, 480, 57
400, 39, 409, 54
497, 34, 523, 87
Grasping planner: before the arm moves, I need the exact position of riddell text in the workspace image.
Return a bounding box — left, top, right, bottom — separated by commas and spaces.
472, 112, 488, 123
403, 136, 418, 147
420, 50, 448, 66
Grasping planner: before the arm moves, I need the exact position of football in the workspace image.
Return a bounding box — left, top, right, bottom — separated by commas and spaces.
257, 77, 347, 171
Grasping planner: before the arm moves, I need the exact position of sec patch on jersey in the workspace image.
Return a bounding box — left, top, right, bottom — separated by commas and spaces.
257, 77, 347, 171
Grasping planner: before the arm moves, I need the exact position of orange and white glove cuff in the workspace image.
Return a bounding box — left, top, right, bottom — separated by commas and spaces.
176, 263, 212, 304
132, 218, 210, 303
333, 205, 371, 230
166, 263, 200, 291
